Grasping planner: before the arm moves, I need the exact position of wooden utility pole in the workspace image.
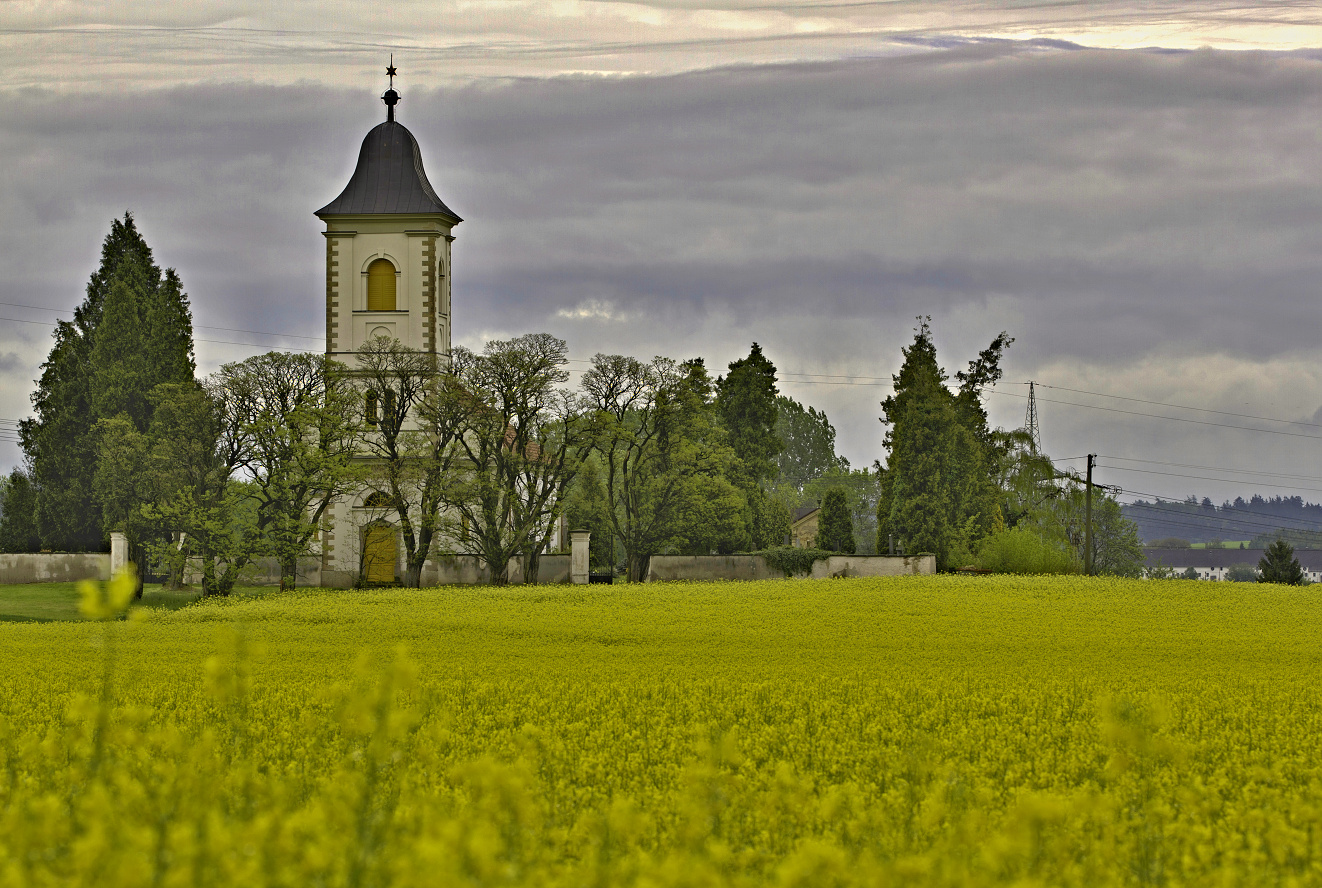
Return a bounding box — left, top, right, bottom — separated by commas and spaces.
1085, 454, 1096, 576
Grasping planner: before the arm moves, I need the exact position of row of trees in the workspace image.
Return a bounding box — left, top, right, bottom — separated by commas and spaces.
0, 215, 852, 590
0, 217, 1146, 588
876, 318, 1146, 576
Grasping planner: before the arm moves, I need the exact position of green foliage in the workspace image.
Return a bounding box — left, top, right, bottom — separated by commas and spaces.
715, 343, 782, 485
877, 319, 1005, 570
746, 486, 792, 550
562, 455, 616, 570
814, 488, 856, 553
799, 466, 882, 555
0, 468, 41, 553
977, 527, 1079, 575
760, 546, 832, 577
215, 352, 364, 591
584, 354, 750, 579
1258, 539, 1305, 585
1225, 564, 1259, 583
138, 382, 254, 597
1181, 567, 1200, 580
773, 394, 847, 489
1150, 537, 1192, 549
667, 359, 749, 555
441, 334, 585, 585
22, 213, 195, 551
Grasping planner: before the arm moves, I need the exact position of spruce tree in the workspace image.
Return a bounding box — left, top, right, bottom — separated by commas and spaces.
1258, 539, 1305, 585
876, 319, 998, 569
814, 487, 856, 553
20, 213, 195, 551
715, 343, 782, 485
0, 468, 41, 553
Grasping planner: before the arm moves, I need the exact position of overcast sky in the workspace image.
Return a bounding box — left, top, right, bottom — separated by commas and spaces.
4, 1, 1322, 515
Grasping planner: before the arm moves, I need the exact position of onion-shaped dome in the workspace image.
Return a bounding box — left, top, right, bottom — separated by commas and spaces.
316, 120, 461, 221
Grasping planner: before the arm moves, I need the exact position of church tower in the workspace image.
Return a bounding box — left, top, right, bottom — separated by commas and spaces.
316, 66, 461, 364
316, 66, 462, 587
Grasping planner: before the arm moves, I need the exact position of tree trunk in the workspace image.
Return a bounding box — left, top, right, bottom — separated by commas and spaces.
280, 554, 297, 592
404, 529, 432, 588
163, 533, 187, 590
626, 553, 649, 583
524, 548, 541, 585
129, 539, 146, 599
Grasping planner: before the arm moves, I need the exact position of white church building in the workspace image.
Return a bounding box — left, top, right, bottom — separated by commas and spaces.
313, 77, 463, 587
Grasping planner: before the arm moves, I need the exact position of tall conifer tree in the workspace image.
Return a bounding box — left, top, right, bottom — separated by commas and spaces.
876, 319, 1006, 569
20, 213, 195, 551
715, 343, 782, 485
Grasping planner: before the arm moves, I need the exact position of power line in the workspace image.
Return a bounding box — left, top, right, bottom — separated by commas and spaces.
1097, 464, 1322, 496
1020, 381, 1322, 430
988, 389, 1322, 441
1099, 455, 1322, 485
0, 314, 322, 354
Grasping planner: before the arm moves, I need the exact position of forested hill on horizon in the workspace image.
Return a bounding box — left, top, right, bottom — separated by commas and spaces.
1123, 496, 1322, 546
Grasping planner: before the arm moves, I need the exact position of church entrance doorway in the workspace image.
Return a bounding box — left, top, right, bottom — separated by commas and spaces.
363, 526, 397, 584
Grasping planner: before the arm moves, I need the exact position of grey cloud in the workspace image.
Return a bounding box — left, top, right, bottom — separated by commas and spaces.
3, 44, 1322, 490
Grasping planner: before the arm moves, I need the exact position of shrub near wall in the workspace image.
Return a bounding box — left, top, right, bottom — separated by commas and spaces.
978, 527, 1078, 575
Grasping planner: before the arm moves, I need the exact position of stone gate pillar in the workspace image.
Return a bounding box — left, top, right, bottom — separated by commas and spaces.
109, 532, 128, 577
570, 530, 591, 584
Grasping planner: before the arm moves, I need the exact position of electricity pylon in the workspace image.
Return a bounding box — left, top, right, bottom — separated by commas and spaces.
1024, 381, 1042, 453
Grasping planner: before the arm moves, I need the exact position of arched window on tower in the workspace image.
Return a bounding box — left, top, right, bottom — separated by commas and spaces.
367, 258, 397, 311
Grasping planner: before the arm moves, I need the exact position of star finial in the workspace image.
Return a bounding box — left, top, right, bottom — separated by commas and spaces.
382, 55, 400, 122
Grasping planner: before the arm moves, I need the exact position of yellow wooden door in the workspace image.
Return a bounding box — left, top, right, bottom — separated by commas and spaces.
364, 526, 397, 583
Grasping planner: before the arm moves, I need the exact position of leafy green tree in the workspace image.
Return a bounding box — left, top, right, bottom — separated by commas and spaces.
668, 359, 748, 555
93, 416, 154, 595
1259, 539, 1305, 585
561, 455, 615, 571
438, 334, 587, 585
715, 343, 782, 485
1090, 497, 1146, 578
1225, 563, 1259, 583
582, 354, 687, 582
977, 526, 1077, 574
802, 466, 881, 555
883, 362, 967, 567
137, 382, 253, 597
883, 322, 994, 565
814, 488, 856, 553
215, 352, 364, 591
21, 213, 194, 551
0, 468, 41, 553
747, 486, 792, 550
774, 395, 847, 490
876, 320, 1011, 569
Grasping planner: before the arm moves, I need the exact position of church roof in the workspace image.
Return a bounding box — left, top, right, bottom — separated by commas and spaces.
316, 120, 462, 221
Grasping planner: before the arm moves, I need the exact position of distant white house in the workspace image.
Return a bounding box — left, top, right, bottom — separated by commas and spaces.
1144, 547, 1322, 581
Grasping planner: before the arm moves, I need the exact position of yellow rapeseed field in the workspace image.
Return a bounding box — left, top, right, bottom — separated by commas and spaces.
2, 574, 1322, 886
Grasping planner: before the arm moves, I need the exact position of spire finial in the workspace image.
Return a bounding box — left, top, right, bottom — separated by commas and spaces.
382, 55, 400, 122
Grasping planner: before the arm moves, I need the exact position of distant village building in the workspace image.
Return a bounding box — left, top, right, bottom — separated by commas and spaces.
1144, 547, 1322, 582
790, 506, 819, 548
314, 74, 468, 586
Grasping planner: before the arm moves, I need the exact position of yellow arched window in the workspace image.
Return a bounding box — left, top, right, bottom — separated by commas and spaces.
367, 258, 397, 311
